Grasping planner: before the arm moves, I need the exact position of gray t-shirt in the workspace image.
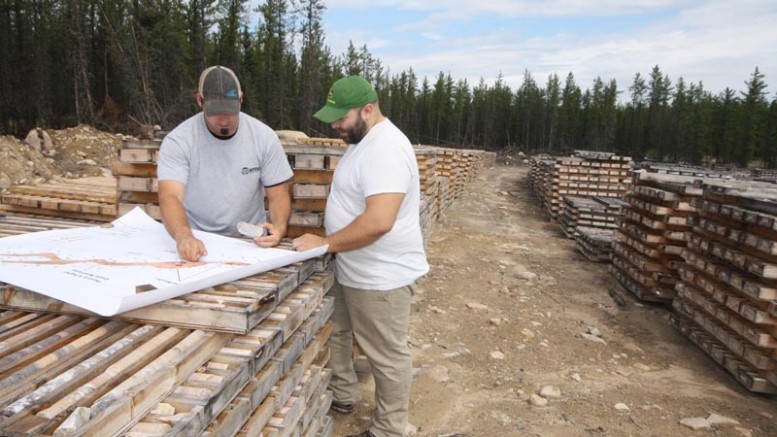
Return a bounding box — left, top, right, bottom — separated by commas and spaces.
157, 112, 293, 236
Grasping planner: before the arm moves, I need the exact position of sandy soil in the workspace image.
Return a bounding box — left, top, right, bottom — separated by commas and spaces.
333, 164, 777, 437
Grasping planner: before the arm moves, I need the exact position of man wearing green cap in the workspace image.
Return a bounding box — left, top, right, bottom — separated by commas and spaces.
292, 76, 429, 437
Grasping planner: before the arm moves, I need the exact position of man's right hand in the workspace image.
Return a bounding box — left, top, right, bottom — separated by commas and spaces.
176, 234, 208, 261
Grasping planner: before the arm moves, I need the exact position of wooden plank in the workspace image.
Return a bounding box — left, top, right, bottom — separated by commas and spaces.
289, 212, 324, 227
0, 324, 162, 430
133, 291, 329, 437
117, 190, 159, 204
117, 176, 158, 193
291, 155, 326, 169
0, 312, 57, 342
34, 326, 181, 422
119, 148, 158, 163
326, 156, 340, 170
122, 139, 162, 150
0, 320, 136, 408
290, 198, 327, 213
291, 169, 334, 185
286, 225, 325, 239
111, 162, 157, 177
676, 282, 777, 350
292, 184, 329, 199
0, 266, 309, 334
0, 317, 103, 376
68, 329, 231, 437
0, 314, 79, 356
117, 203, 160, 220
0, 311, 51, 336
670, 311, 777, 393
0, 197, 116, 221
8, 184, 116, 204
282, 144, 345, 156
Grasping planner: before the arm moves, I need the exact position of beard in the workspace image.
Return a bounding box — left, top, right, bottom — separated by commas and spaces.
341, 114, 368, 144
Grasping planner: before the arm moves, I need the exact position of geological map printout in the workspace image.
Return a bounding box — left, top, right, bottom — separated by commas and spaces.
0, 207, 327, 316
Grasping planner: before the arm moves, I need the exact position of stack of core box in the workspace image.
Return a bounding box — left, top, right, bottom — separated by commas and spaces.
609, 171, 708, 303
433, 148, 460, 212
458, 150, 484, 186
282, 138, 346, 238
671, 178, 777, 393
0, 179, 118, 223
114, 137, 163, 220
0, 133, 498, 434
575, 226, 615, 263
0, 213, 337, 436
529, 151, 632, 221
559, 196, 626, 238
529, 151, 631, 267
112, 133, 491, 244
414, 146, 438, 243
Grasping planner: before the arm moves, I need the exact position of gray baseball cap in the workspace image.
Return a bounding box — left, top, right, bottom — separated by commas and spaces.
198, 66, 241, 115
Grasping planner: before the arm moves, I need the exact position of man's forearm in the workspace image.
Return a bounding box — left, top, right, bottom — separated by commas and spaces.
265, 182, 292, 237
160, 197, 194, 242
268, 197, 291, 236
324, 213, 387, 253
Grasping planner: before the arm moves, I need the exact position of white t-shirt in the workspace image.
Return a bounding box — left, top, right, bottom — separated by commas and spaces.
157, 112, 293, 236
325, 119, 429, 290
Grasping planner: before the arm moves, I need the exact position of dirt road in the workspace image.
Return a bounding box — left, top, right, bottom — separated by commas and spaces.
333, 164, 777, 437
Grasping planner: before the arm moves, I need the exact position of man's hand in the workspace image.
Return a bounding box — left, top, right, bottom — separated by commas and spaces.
254, 222, 284, 248
292, 233, 327, 252
176, 234, 208, 261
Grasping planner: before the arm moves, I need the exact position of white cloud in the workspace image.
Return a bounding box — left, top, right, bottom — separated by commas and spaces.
324, 0, 777, 97
326, 0, 685, 15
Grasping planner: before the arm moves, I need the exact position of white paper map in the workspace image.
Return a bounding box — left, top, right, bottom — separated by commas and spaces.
0, 208, 327, 316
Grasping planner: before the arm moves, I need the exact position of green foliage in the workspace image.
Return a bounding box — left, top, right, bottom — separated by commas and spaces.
1, 2, 776, 167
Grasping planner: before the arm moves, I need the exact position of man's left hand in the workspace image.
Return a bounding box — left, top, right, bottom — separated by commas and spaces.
292, 233, 327, 252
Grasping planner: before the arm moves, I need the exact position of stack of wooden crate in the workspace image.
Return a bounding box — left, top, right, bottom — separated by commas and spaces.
750, 167, 777, 183
435, 148, 461, 203
283, 138, 346, 238
559, 196, 626, 238
609, 171, 708, 303
482, 150, 497, 168
458, 150, 482, 186
114, 138, 163, 220
636, 162, 728, 177
559, 195, 626, 264
671, 179, 777, 394
0, 214, 337, 436
528, 156, 556, 218
0, 178, 118, 222
414, 147, 438, 203
575, 226, 615, 263
11, 130, 491, 248
112, 137, 492, 247
0, 212, 100, 237
414, 146, 438, 242
529, 151, 632, 221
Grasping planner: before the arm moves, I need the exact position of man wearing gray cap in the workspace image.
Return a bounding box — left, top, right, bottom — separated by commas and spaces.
157, 65, 293, 261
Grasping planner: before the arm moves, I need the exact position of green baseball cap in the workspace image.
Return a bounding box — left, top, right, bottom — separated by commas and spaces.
314, 76, 378, 123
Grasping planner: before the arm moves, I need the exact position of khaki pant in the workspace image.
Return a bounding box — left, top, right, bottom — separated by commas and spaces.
327, 280, 414, 437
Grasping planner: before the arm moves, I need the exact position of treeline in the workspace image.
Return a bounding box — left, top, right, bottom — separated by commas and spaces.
2, 0, 776, 166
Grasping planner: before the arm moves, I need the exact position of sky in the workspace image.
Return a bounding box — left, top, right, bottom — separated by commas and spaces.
316, 0, 777, 98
